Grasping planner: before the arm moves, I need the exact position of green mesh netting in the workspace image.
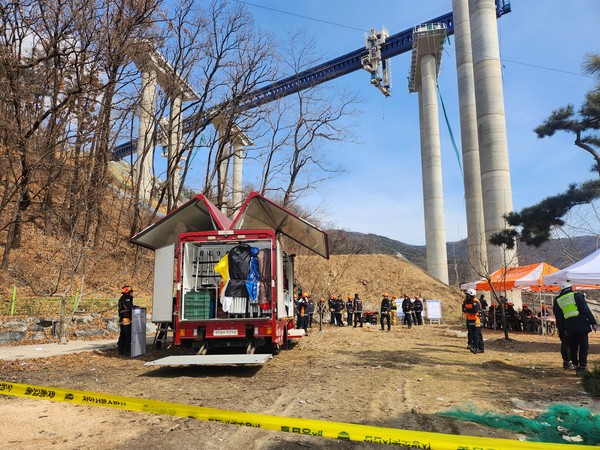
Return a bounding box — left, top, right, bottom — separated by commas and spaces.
437, 403, 600, 445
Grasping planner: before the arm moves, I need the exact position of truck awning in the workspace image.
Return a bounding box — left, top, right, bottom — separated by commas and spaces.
231, 192, 329, 259
130, 195, 232, 250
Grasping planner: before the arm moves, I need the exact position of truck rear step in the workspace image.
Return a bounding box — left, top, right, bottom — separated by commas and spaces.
145, 354, 272, 366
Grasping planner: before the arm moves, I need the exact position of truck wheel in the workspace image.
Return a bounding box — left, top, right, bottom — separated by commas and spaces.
197, 340, 208, 355
245, 340, 256, 355
266, 339, 281, 355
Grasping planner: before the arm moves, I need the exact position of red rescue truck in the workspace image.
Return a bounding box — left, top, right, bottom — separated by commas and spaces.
131, 192, 329, 366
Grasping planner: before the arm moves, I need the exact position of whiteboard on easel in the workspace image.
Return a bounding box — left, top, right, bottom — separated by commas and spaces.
426, 300, 442, 323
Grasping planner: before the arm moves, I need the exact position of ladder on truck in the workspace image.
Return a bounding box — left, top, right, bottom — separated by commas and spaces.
153, 322, 172, 349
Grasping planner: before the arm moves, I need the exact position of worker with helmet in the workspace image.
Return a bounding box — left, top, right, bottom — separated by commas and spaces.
297, 292, 309, 336
520, 303, 533, 332
390, 295, 398, 325
553, 281, 598, 375
401, 294, 414, 328
463, 288, 484, 353
479, 294, 488, 328
117, 285, 136, 355
352, 293, 363, 327
413, 294, 424, 326
334, 295, 345, 326
505, 301, 521, 331
345, 295, 354, 326
328, 295, 336, 325
380, 292, 392, 331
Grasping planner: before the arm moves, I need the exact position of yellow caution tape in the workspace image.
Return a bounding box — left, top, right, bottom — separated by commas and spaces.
0, 381, 593, 449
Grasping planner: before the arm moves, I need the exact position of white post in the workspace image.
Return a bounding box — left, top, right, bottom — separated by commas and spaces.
419, 54, 449, 284
231, 141, 243, 212
136, 68, 157, 202
452, 0, 487, 278
469, 0, 517, 272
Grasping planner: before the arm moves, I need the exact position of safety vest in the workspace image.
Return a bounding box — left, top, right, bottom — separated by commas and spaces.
464, 300, 481, 324
556, 292, 579, 319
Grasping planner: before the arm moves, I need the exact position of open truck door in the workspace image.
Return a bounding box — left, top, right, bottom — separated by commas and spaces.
233, 192, 329, 326
131, 195, 233, 324
231, 192, 329, 259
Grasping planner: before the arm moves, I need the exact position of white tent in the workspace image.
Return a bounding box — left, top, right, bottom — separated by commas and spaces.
543, 248, 600, 286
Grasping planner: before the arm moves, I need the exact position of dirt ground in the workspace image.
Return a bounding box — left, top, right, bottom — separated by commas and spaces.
1, 321, 599, 449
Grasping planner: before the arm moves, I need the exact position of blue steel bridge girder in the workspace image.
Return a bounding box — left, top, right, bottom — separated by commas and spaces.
113, 0, 510, 159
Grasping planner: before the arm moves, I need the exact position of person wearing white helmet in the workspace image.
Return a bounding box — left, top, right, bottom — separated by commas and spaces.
553, 281, 598, 375
462, 288, 484, 353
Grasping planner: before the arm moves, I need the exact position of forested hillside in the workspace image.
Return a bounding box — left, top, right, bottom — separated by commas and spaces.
328, 229, 599, 286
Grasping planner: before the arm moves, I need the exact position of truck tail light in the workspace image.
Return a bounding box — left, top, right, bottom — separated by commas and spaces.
256, 326, 272, 336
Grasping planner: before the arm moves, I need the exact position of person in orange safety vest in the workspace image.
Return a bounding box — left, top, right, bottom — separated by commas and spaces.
462, 288, 484, 354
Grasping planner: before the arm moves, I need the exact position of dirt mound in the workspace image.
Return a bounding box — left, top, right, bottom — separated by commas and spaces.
296, 254, 464, 322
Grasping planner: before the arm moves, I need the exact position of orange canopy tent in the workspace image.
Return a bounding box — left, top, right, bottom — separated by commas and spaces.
460, 262, 598, 292
460, 263, 559, 292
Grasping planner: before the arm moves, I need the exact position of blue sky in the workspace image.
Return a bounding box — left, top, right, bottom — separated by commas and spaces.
233, 0, 599, 245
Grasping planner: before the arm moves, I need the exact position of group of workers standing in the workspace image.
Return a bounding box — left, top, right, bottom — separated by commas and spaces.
462, 282, 598, 376
294, 292, 365, 333
379, 293, 425, 331
294, 291, 428, 333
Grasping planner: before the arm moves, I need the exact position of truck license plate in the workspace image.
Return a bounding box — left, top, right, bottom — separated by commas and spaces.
213, 329, 238, 336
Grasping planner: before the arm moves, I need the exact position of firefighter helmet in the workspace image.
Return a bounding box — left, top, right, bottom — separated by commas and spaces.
121, 285, 133, 294
465, 288, 476, 297
383, 292, 389, 297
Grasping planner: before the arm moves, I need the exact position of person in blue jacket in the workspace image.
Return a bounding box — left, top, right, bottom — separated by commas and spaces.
553, 282, 598, 375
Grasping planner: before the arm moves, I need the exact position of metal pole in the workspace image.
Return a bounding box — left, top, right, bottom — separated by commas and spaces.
72, 289, 80, 311
10, 285, 16, 316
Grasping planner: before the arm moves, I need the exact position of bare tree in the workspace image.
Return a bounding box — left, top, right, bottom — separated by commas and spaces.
142, 0, 278, 214
0, 0, 162, 269
468, 229, 520, 340
253, 30, 360, 207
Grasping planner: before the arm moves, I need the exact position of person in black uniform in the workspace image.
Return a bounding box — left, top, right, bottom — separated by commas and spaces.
345, 296, 354, 326
353, 293, 363, 327
307, 296, 315, 328
463, 289, 484, 353
402, 294, 413, 328
328, 295, 336, 325
117, 285, 136, 355
334, 296, 345, 326
297, 292, 309, 335
380, 293, 392, 331
479, 294, 488, 328
553, 282, 598, 375
413, 295, 424, 326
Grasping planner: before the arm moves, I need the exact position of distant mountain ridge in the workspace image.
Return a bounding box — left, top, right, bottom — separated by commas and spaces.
327, 229, 599, 285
